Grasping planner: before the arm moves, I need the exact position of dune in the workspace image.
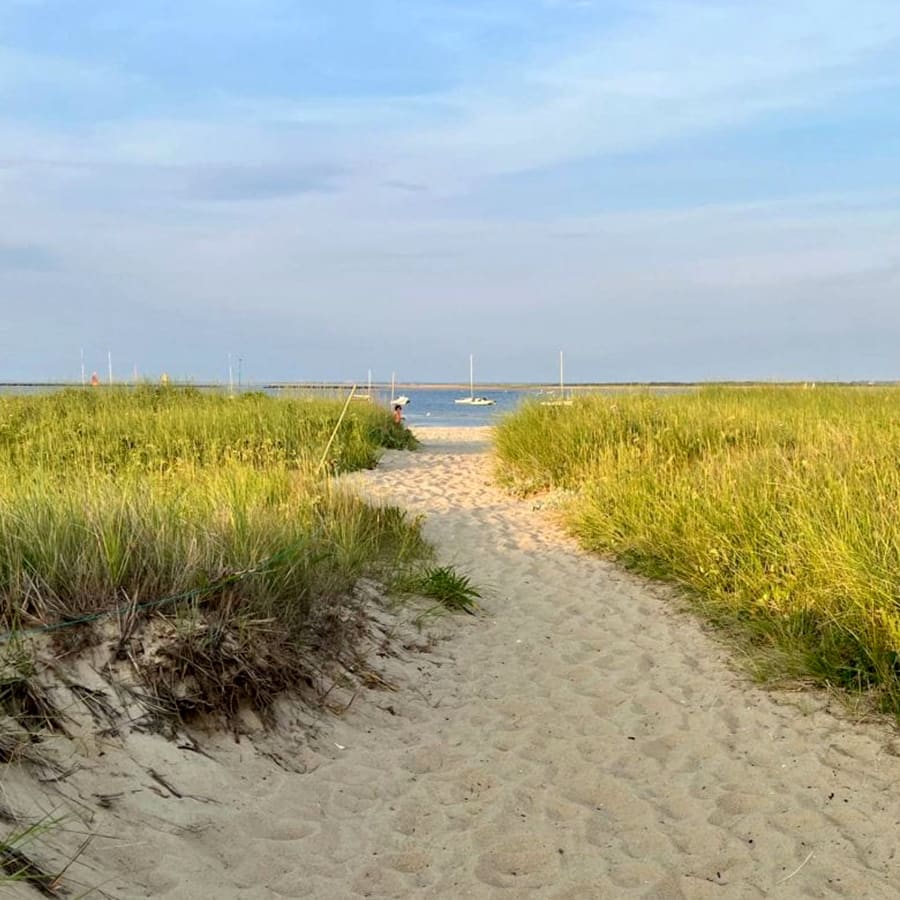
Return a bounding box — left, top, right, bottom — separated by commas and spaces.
4, 426, 900, 898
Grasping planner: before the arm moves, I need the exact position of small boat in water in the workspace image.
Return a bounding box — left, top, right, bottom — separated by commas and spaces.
455, 396, 494, 406
455, 354, 495, 405
390, 372, 410, 406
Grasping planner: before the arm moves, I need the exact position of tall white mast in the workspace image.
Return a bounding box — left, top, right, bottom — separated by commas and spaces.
469, 353, 474, 399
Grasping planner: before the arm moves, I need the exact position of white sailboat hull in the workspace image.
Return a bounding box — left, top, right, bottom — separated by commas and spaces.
456, 353, 495, 405
454, 396, 495, 405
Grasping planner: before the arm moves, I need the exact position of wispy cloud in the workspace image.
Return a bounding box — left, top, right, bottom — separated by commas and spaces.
6, 1, 900, 196
2, 1, 900, 381
0, 241, 59, 272
383, 179, 428, 194
385, 0, 900, 183
185, 163, 345, 202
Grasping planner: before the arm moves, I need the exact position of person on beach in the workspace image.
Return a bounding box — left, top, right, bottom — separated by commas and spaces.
392, 404, 404, 425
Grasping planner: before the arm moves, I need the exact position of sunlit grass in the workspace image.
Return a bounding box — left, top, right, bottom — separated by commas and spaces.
495, 386, 900, 714
397, 565, 482, 617
0, 386, 425, 723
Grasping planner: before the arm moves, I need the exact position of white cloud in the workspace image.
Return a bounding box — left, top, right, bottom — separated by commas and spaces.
384, 0, 900, 182
2, 1, 900, 380
4, 1, 900, 193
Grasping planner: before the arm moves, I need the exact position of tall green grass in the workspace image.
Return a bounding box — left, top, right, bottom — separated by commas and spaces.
0, 385, 412, 474
495, 386, 900, 714
0, 387, 424, 721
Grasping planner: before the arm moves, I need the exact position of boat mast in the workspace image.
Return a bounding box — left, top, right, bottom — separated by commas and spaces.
469, 353, 474, 399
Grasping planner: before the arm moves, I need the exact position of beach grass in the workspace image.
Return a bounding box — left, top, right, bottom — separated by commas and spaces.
495, 386, 900, 714
396, 565, 482, 617
0, 386, 427, 724
0, 814, 69, 895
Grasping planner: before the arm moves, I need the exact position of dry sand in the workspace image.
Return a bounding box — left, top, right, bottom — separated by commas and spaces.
5, 426, 900, 898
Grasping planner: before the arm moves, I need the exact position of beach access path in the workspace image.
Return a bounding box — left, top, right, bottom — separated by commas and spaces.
334, 426, 900, 899
8, 426, 899, 899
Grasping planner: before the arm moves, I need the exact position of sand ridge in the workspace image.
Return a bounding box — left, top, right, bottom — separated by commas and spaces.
4, 426, 900, 898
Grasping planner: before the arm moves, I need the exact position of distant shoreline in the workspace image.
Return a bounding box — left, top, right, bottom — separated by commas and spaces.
1, 380, 897, 390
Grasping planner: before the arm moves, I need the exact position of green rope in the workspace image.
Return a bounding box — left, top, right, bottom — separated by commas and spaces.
0, 539, 311, 645
0, 399, 368, 646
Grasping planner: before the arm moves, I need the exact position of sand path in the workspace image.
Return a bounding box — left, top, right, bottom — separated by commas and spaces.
7, 427, 900, 899
332, 427, 900, 899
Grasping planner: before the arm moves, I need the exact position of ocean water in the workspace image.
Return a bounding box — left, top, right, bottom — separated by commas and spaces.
382, 387, 539, 428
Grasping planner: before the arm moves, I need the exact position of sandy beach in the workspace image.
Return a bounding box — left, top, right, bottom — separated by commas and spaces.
5, 426, 900, 898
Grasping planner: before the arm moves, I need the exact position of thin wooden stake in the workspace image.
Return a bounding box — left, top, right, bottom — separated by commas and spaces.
317, 384, 357, 473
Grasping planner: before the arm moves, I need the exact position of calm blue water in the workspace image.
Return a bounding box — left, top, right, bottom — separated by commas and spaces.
383, 388, 537, 428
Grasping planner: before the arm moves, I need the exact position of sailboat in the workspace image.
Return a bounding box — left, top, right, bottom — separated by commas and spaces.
390, 372, 410, 407
454, 354, 495, 405
541, 350, 573, 406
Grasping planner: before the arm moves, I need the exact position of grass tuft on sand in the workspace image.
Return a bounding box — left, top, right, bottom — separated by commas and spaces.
0, 816, 66, 897
396, 565, 482, 617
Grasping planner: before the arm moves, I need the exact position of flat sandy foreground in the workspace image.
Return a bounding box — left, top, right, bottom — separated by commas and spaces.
6, 427, 900, 899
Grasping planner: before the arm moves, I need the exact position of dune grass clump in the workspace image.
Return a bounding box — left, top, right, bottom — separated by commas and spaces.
495, 386, 900, 714
0, 387, 424, 725
397, 565, 482, 616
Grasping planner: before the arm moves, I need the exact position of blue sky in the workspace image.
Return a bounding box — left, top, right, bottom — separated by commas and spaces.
2, 0, 900, 383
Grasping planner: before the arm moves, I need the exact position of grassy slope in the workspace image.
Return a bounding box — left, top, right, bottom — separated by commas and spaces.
495, 386, 900, 714
0, 386, 426, 722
